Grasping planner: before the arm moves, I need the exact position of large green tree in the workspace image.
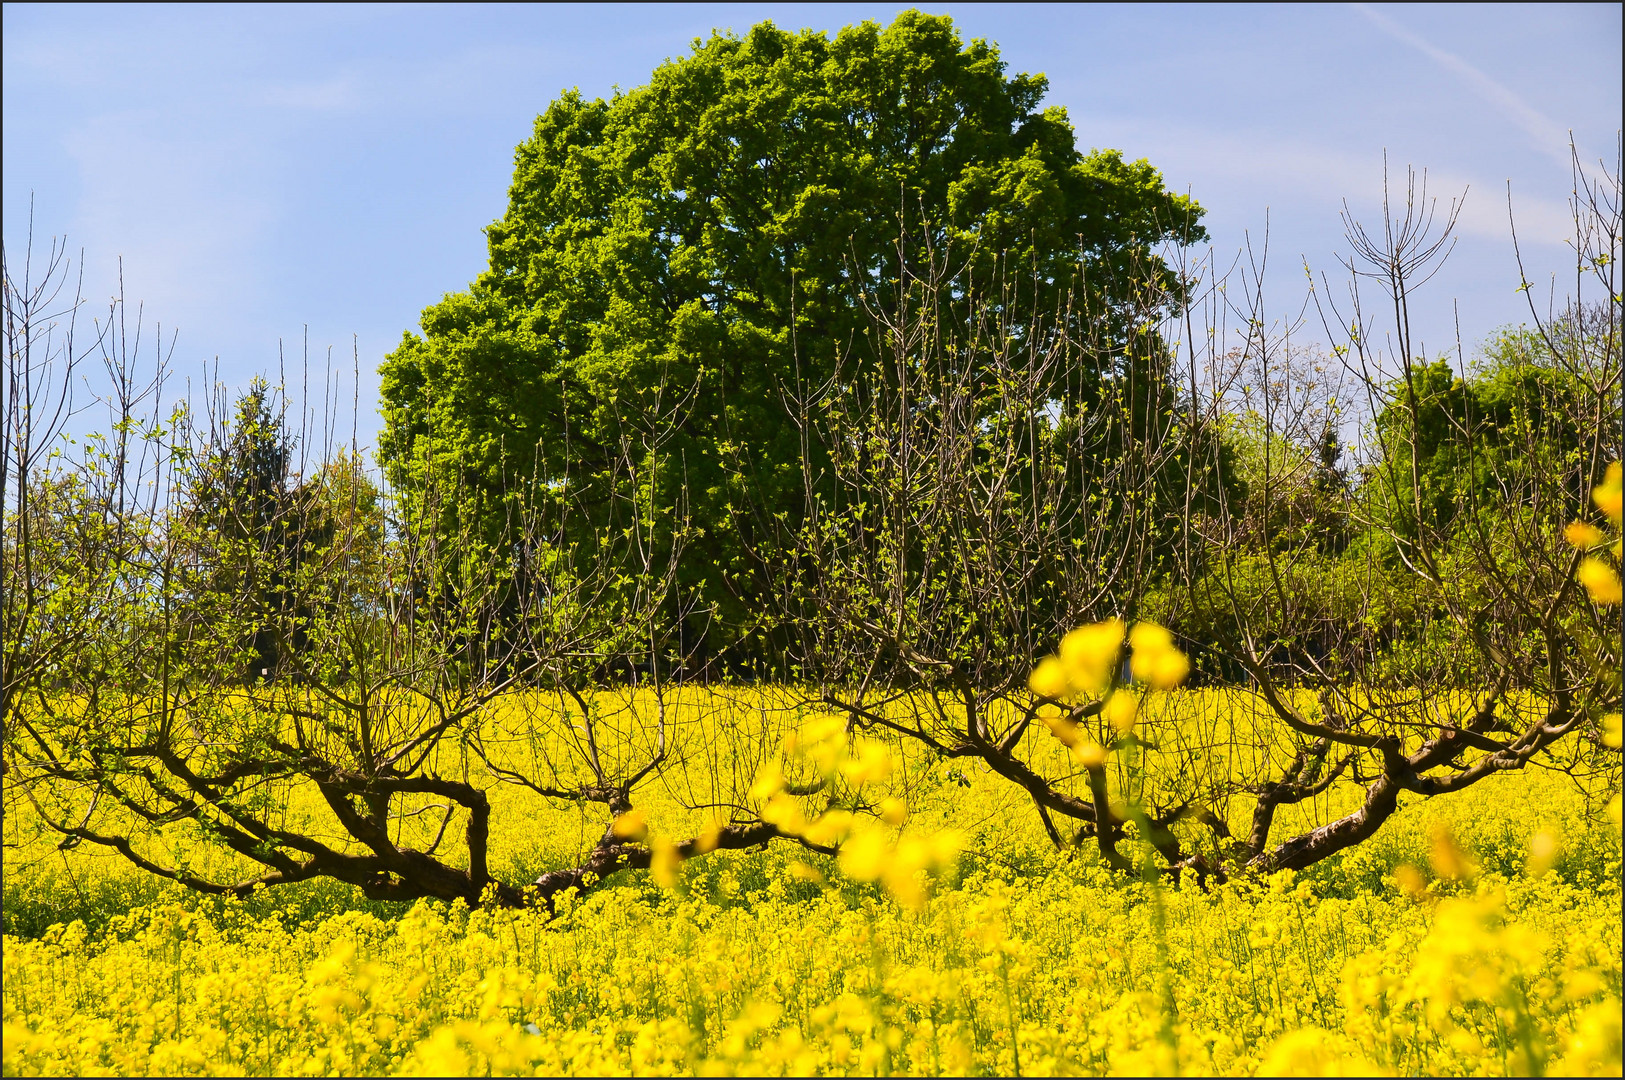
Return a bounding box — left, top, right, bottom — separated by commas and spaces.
379, 10, 1205, 658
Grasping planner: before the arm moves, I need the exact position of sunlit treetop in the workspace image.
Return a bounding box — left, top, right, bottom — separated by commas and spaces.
377, 10, 1206, 626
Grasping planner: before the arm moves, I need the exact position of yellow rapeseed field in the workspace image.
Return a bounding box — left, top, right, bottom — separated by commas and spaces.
3, 683, 1621, 1077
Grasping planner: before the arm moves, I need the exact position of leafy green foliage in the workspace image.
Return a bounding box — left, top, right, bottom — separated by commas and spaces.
1371, 328, 1603, 544
378, 11, 1205, 656
1171, 316, 1620, 686
185, 381, 388, 682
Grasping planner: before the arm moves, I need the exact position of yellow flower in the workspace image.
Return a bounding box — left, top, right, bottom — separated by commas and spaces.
883, 838, 933, 908
837, 829, 889, 882
760, 792, 807, 835
1104, 689, 1138, 733
1594, 461, 1622, 524
1393, 862, 1427, 899
1602, 712, 1622, 750
1127, 620, 1173, 656
1028, 656, 1072, 700
648, 837, 682, 889
1566, 520, 1606, 548
1040, 712, 1083, 747
1526, 829, 1561, 877
1259, 1028, 1383, 1077
693, 818, 722, 854
1555, 1000, 1625, 1076
787, 861, 824, 883
839, 740, 894, 785
1578, 557, 1622, 605
1428, 823, 1476, 881
801, 809, 854, 846
611, 808, 648, 841
796, 711, 851, 769
879, 831, 962, 909
1059, 619, 1125, 694
877, 797, 908, 827
1070, 740, 1108, 769
748, 761, 785, 801
1129, 620, 1190, 689
928, 829, 964, 866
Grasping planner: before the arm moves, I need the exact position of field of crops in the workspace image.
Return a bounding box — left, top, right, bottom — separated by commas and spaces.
3, 689, 1621, 1077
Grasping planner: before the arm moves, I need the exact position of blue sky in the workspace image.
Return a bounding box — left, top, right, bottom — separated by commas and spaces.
5, 3, 1619, 452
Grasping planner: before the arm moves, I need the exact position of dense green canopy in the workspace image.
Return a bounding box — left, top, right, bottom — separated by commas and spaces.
378, 10, 1205, 649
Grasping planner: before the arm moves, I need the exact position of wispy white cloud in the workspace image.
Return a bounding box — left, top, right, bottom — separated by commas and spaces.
1079, 118, 1574, 248
1352, 3, 1576, 172
1240, 147, 1573, 248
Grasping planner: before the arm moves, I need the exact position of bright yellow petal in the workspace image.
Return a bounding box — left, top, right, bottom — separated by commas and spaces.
761, 792, 807, 835
1594, 462, 1622, 524
649, 837, 683, 889
801, 808, 854, 847
748, 761, 785, 801
1104, 690, 1139, 733
837, 829, 890, 882
1129, 621, 1181, 684
1059, 619, 1124, 694
1566, 521, 1606, 548
1148, 649, 1191, 690
788, 861, 824, 883
839, 740, 895, 785
611, 808, 648, 841
694, 818, 722, 854
1071, 741, 1108, 769
1041, 713, 1083, 747
1578, 558, 1622, 605
1028, 656, 1073, 699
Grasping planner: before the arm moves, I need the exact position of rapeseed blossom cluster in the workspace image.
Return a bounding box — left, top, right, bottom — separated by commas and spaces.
3, 850, 1618, 1076
748, 714, 963, 908
1028, 618, 1190, 776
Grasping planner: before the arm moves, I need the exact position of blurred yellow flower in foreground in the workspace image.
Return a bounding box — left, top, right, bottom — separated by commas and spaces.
1566, 521, 1606, 548
1259, 1027, 1385, 1077
1526, 829, 1561, 877
1595, 461, 1622, 524
694, 818, 722, 854
648, 837, 682, 889
877, 797, 908, 827
1059, 618, 1124, 694
1040, 711, 1082, 746
839, 739, 893, 785
800, 809, 853, 847
1565, 462, 1622, 603
1578, 558, 1622, 605
1129, 621, 1191, 689
749, 760, 785, 801
837, 829, 889, 882
1428, 822, 1477, 881
1104, 689, 1139, 733
1071, 740, 1108, 769
1027, 656, 1072, 699
1030, 618, 1190, 702
611, 808, 648, 841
